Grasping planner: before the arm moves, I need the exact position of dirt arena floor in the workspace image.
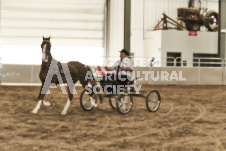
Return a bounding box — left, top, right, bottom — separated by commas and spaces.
0, 85, 225, 151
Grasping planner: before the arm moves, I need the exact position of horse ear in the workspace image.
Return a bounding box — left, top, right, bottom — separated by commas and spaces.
48, 37, 51, 40
43, 36, 45, 40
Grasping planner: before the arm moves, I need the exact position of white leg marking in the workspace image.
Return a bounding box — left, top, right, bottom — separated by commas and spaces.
43, 100, 51, 107
90, 97, 98, 108
61, 99, 71, 115
32, 100, 42, 114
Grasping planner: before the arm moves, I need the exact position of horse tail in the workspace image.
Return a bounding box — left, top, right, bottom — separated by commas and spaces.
86, 66, 103, 102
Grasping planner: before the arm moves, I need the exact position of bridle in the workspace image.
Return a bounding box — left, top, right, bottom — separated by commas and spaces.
41, 40, 51, 62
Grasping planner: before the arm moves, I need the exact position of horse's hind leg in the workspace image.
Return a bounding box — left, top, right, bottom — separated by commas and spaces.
80, 78, 98, 108
61, 82, 76, 115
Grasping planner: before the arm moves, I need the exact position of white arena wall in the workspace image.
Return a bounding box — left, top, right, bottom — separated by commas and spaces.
143, 30, 219, 67
1, 64, 41, 85
1, 64, 226, 86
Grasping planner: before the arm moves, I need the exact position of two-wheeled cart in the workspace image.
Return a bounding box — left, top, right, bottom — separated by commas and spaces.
80, 77, 161, 114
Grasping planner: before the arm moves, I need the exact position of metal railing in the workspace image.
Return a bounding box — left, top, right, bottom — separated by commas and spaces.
175, 57, 224, 67
0, 56, 226, 68
130, 57, 226, 67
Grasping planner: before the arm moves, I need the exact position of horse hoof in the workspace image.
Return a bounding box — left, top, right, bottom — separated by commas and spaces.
61, 111, 67, 115
31, 110, 38, 114
93, 103, 98, 108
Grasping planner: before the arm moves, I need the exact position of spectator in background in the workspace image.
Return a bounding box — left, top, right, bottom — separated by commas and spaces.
149, 57, 155, 67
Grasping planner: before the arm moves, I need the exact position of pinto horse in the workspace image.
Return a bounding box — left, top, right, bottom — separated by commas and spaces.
32, 37, 101, 115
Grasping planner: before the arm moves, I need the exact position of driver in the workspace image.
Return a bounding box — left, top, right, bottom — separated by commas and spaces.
105, 49, 133, 85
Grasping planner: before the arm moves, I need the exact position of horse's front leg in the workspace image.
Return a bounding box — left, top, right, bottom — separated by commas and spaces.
61, 83, 75, 115
32, 87, 44, 114
32, 82, 51, 114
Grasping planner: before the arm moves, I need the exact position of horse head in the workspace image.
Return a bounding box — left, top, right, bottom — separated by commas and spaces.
41, 37, 51, 62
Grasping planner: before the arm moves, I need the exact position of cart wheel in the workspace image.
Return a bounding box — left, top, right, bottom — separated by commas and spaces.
109, 96, 117, 109
116, 94, 133, 114
146, 90, 161, 112
80, 89, 97, 111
